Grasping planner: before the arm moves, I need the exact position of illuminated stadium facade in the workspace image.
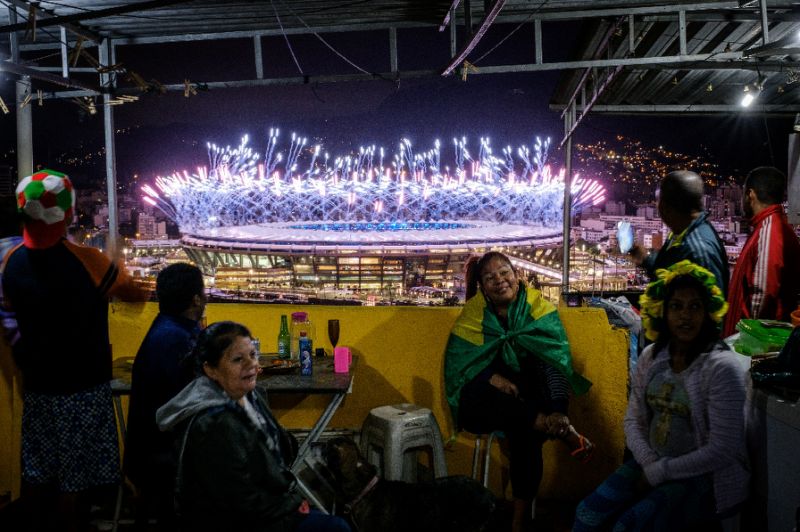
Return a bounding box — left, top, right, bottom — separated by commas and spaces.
181, 221, 563, 293
143, 131, 605, 297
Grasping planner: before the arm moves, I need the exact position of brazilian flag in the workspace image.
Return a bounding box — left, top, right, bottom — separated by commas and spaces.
444, 284, 592, 423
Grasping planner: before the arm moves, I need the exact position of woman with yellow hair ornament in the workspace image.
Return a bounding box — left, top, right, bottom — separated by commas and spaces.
574, 260, 749, 531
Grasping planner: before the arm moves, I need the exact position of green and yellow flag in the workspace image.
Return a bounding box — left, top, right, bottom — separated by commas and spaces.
444, 284, 591, 423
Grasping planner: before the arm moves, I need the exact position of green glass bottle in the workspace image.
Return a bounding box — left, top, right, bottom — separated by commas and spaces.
277, 315, 291, 359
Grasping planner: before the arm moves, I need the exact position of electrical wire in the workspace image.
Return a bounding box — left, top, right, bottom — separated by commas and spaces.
271, 0, 305, 76
276, 0, 371, 75
472, 0, 550, 66
37, 0, 375, 79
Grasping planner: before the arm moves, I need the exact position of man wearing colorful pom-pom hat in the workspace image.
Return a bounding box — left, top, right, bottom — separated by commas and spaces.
1, 169, 147, 530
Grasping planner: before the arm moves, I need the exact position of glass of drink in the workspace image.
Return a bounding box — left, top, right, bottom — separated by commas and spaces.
328, 319, 340, 349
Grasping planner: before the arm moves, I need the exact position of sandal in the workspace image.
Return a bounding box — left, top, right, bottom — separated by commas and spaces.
566, 425, 595, 464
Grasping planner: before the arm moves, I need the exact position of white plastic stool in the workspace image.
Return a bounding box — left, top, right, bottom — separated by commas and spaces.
360, 403, 448, 481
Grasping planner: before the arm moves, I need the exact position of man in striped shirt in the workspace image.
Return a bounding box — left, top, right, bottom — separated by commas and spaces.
723, 166, 800, 337
631, 170, 729, 297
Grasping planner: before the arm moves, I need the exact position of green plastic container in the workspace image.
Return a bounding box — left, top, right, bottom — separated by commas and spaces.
734, 319, 793, 355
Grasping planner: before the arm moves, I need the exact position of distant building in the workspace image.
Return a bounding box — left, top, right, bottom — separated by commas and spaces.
713, 184, 743, 209
579, 219, 605, 231
137, 213, 167, 239
93, 206, 109, 228
651, 232, 664, 250
119, 207, 133, 224
605, 201, 626, 216
582, 229, 604, 243
707, 198, 738, 221
636, 203, 657, 219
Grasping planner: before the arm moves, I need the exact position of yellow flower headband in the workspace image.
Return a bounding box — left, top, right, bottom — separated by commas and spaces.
638, 260, 728, 342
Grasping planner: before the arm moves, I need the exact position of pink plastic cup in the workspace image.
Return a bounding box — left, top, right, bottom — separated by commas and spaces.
334, 346, 351, 373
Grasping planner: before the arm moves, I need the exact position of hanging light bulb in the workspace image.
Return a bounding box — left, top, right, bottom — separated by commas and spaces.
741, 85, 755, 107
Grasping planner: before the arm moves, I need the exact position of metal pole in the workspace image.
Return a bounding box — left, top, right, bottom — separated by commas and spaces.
60, 26, 69, 78
253, 35, 263, 79
678, 10, 687, 56
15, 80, 32, 179
628, 15, 635, 54
99, 38, 119, 257
759, 0, 769, 45
9, 5, 32, 180
389, 27, 398, 73
561, 100, 575, 292
450, 8, 457, 57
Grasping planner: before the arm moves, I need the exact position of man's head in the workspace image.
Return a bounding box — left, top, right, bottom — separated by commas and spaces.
657, 170, 704, 232
156, 263, 206, 321
15, 169, 75, 249
743, 166, 786, 218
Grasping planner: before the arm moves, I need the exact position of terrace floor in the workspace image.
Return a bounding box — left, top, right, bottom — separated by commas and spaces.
0, 489, 578, 531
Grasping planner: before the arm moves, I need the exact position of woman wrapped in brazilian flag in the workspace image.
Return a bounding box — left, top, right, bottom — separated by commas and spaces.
444, 251, 594, 532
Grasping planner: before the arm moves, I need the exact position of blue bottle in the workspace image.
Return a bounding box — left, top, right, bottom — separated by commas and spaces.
299, 332, 312, 376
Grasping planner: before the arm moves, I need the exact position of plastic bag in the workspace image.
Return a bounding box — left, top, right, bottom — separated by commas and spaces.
734, 319, 792, 355
587, 296, 643, 376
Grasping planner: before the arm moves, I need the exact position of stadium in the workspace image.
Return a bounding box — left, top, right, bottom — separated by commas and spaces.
143, 132, 605, 299
180, 220, 564, 295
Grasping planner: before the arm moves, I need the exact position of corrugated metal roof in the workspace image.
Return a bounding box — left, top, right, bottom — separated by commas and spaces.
3, 1, 799, 114
550, 3, 800, 115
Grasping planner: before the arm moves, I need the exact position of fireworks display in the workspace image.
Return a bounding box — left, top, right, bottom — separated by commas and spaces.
142, 129, 606, 233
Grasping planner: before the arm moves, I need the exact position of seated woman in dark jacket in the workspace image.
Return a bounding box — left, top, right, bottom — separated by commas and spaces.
157, 321, 350, 532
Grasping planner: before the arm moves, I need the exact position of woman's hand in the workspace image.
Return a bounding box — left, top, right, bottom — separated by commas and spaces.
545, 413, 570, 437
489, 374, 519, 397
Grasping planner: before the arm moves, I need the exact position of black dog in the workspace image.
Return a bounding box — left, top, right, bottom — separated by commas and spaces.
322, 437, 496, 532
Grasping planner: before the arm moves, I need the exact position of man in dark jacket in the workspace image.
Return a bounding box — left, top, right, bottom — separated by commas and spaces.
631, 170, 729, 296
124, 262, 206, 529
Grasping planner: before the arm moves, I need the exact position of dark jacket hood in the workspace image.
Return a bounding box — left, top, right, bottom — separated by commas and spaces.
156, 376, 232, 432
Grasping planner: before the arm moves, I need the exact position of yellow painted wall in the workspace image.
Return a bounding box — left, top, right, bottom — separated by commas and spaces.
0, 336, 22, 500
0, 302, 629, 502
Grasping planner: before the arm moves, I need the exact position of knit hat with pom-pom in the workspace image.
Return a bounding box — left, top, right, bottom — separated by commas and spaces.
16, 169, 75, 249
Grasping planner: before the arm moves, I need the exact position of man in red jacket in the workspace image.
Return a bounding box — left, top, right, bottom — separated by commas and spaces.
724, 166, 800, 337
